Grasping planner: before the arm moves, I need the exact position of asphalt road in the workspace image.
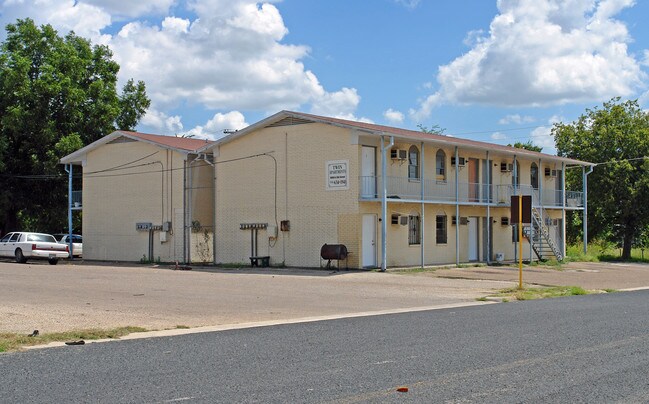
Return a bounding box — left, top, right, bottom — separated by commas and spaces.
2, 290, 649, 403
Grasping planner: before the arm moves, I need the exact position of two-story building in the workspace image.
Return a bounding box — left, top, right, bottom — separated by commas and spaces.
61, 110, 593, 269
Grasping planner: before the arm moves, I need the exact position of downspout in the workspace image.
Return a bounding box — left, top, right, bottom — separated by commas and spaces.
420, 142, 425, 269
538, 158, 543, 262
65, 164, 73, 260
380, 134, 394, 272
455, 146, 459, 266
182, 160, 187, 263
583, 165, 594, 254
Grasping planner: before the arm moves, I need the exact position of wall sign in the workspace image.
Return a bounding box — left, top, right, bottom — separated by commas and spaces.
326, 160, 349, 191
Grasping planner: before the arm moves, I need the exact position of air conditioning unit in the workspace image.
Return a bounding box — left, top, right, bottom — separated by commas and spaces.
501, 217, 509, 226
391, 214, 400, 225
500, 162, 513, 172
452, 216, 468, 226
545, 167, 557, 177
391, 149, 407, 160
451, 156, 466, 166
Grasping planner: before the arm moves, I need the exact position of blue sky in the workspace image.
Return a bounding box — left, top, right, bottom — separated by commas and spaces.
1, 0, 648, 154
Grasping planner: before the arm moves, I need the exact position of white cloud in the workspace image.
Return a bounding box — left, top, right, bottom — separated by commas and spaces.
139, 107, 184, 134
0, 0, 361, 130
499, 114, 536, 125
530, 125, 557, 155
412, 0, 647, 119
491, 132, 507, 140
0, 0, 111, 43
185, 111, 249, 140
383, 108, 405, 124
83, 0, 175, 18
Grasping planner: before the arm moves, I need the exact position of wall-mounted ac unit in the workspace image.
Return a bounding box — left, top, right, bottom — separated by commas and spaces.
391, 149, 407, 160
391, 214, 400, 225
500, 162, 513, 172
452, 216, 468, 225
544, 167, 557, 177
451, 156, 466, 166
501, 217, 509, 226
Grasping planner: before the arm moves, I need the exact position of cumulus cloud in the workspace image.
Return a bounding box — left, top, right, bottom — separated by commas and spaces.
498, 114, 536, 125
383, 108, 405, 124
139, 107, 184, 134
0, 0, 362, 132
0, 0, 111, 43
185, 111, 249, 140
412, 0, 647, 119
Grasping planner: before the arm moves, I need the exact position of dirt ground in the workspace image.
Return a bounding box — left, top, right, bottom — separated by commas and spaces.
2, 260, 647, 335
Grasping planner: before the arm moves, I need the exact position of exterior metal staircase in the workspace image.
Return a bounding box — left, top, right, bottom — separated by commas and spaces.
521, 188, 564, 261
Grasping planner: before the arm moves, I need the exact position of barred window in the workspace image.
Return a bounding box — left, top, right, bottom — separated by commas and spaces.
436, 215, 447, 244
408, 215, 421, 245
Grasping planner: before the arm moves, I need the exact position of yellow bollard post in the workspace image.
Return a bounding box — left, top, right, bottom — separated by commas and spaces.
518, 194, 523, 290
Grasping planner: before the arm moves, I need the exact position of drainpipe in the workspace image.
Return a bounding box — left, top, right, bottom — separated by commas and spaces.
65, 164, 73, 260
583, 165, 594, 254
455, 146, 459, 266
538, 158, 543, 262
380, 134, 394, 272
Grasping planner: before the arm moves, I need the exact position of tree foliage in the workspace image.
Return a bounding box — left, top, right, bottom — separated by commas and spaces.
508, 140, 543, 153
0, 18, 150, 234
552, 98, 649, 259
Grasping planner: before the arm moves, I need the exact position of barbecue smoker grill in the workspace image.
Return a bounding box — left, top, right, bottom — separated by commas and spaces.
320, 244, 349, 269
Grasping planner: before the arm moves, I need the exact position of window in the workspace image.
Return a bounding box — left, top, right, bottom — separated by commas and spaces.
408, 215, 421, 245
512, 160, 520, 189
0, 233, 11, 242
436, 149, 446, 181
436, 215, 447, 244
408, 145, 419, 180
530, 162, 539, 189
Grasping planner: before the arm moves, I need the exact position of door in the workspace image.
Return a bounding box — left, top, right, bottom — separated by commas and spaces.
482, 217, 493, 262
362, 214, 377, 267
481, 159, 492, 203
468, 217, 479, 261
468, 158, 479, 202
530, 163, 539, 189
361, 146, 376, 198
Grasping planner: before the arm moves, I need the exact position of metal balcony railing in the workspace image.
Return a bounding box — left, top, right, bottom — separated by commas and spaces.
359, 176, 583, 207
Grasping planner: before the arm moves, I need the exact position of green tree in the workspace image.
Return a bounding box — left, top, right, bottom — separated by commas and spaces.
417, 123, 446, 135
0, 18, 150, 234
552, 98, 649, 260
508, 140, 543, 152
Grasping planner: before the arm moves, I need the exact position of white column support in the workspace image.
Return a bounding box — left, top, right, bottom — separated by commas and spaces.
380, 135, 393, 272
420, 142, 425, 269
583, 165, 593, 254
561, 162, 566, 258
455, 146, 460, 266
486, 151, 490, 264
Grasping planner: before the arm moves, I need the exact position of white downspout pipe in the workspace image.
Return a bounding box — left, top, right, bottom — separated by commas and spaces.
380, 135, 394, 272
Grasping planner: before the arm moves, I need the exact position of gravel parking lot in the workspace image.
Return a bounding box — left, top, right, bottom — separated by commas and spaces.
0, 261, 508, 334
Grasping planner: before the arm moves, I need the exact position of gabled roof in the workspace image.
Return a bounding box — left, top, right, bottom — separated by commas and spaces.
60, 130, 215, 165
197, 110, 593, 166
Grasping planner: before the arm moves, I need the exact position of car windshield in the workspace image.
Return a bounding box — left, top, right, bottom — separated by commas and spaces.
26, 234, 56, 243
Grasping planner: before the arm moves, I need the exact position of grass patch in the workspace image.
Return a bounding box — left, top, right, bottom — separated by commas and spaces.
0, 326, 147, 353
490, 285, 591, 301
175, 325, 190, 329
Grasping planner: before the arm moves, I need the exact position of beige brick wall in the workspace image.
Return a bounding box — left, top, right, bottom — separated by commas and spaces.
214, 123, 360, 267
82, 140, 213, 263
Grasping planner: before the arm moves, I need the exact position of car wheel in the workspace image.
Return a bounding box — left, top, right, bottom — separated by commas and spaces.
15, 249, 27, 263
48, 258, 59, 265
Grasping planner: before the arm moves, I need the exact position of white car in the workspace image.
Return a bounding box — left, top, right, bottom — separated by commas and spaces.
54, 234, 83, 257
0, 232, 69, 265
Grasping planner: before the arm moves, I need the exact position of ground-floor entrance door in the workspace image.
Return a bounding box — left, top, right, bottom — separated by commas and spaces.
362, 214, 377, 268
468, 216, 479, 261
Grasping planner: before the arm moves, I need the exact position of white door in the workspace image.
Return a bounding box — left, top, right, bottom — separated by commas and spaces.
362, 214, 377, 268
468, 217, 479, 261
361, 146, 376, 198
